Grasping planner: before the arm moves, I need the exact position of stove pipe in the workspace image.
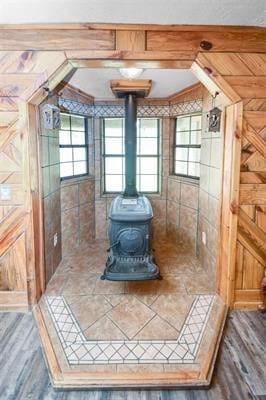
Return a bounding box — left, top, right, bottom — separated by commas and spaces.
123, 93, 138, 198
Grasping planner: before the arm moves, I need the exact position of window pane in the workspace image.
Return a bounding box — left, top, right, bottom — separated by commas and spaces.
175, 147, 188, 161
138, 138, 157, 155
175, 131, 189, 145
105, 175, 123, 192
191, 130, 201, 145
61, 114, 70, 130
175, 161, 187, 175
188, 162, 200, 177
191, 115, 202, 130
72, 131, 85, 145
139, 157, 157, 174
176, 117, 190, 132
105, 157, 123, 174
73, 148, 86, 161
59, 130, 71, 145
139, 175, 157, 192
60, 148, 72, 162
74, 161, 87, 175
60, 162, 73, 177
105, 118, 123, 137
138, 119, 158, 137
71, 115, 85, 131
105, 138, 123, 155
189, 148, 200, 162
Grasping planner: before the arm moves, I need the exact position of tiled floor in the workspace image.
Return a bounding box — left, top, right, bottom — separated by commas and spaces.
39, 239, 225, 385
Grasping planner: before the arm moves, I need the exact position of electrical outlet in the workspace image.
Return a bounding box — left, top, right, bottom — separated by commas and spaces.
0, 186, 11, 201
202, 231, 207, 246
53, 233, 58, 247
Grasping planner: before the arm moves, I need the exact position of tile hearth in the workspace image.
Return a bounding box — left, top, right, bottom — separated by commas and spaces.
37, 239, 226, 388
45, 294, 214, 365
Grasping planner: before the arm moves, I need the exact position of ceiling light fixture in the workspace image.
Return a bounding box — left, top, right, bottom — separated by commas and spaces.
119, 68, 144, 80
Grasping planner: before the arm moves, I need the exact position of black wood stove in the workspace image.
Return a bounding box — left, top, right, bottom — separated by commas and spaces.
101, 91, 160, 281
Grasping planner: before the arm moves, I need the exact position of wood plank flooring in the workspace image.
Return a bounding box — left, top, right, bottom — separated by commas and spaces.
0, 310, 265, 399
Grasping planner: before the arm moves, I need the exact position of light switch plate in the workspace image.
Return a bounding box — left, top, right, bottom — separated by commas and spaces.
0, 186, 11, 201
53, 233, 58, 247
202, 231, 207, 246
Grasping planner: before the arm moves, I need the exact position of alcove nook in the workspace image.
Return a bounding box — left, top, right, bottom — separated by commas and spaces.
0, 25, 265, 388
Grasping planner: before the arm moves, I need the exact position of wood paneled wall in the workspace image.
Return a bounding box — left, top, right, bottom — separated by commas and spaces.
0, 25, 265, 310
195, 53, 266, 309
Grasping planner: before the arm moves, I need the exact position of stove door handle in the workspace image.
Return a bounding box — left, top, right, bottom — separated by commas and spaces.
107, 240, 120, 252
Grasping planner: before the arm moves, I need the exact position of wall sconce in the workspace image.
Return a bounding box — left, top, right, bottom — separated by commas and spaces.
119, 68, 144, 80
41, 104, 61, 130
207, 107, 222, 132
207, 91, 221, 132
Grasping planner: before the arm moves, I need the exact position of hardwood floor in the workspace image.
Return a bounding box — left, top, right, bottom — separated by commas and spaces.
0, 310, 265, 399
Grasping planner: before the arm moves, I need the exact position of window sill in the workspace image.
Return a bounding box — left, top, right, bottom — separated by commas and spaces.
60, 175, 94, 187
169, 174, 199, 186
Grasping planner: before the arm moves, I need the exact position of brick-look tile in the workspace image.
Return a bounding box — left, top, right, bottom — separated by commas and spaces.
179, 206, 198, 234
208, 195, 220, 225
49, 136, 60, 166
180, 183, 199, 210
210, 137, 222, 169
50, 164, 60, 194
95, 200, 107, 239
40, 136, 49, 167
199, 164, 209, 193
200, 138, 211, 166
167, 200, 179, 226
42, 166, 50, 197
79, 179, 95, 204
209, 167, 221, 199
167, 178, 180, 203
61, 207, 79, 234
61, 184, 79, 210
199, 189, 209, 218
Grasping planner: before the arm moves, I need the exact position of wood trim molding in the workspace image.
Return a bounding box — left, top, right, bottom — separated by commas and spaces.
0, 208, 28, 258
110, 79, 152, 97
0, 23, 265, 32
168, 82, 203, 104
56, 81, 95, 103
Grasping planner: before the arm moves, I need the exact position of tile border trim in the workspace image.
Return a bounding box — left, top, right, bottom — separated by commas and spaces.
44, 294, 215, 365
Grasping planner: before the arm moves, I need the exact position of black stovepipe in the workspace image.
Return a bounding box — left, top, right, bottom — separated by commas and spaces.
123, 93, 138, 198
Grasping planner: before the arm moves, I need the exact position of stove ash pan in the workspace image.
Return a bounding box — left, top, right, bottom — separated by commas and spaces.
101, 195, 161, 281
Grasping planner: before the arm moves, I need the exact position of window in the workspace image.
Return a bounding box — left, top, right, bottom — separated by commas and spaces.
103, 118, 125, 192
59, 113, 88, 179
174, 114, 201, 179
103, 118, 160, 193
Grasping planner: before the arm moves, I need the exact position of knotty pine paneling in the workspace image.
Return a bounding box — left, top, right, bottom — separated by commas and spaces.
0, 232, 27, 291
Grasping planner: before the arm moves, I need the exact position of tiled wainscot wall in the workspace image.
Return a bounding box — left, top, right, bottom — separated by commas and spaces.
40, 100, 62, 284
61, 178, 95, 257
41, 88, 223, 285
197, 88, 225, 279
167, 176, 199, 249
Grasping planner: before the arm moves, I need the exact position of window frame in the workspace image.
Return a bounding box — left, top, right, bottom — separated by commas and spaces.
136, 118, 161, 194
102, 117, 161, 194
173, 113, 202, 180
59, 112, 89, 181
102, 117, 125, 194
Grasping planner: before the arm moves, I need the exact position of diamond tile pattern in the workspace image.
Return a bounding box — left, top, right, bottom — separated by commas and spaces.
107, 296, 156, 339
59, 97, 202, 118
45, 294, 214, 365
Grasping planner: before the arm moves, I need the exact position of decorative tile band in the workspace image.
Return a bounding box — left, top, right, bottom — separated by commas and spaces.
59, 98, 202, 118
45, 294, 214, 365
